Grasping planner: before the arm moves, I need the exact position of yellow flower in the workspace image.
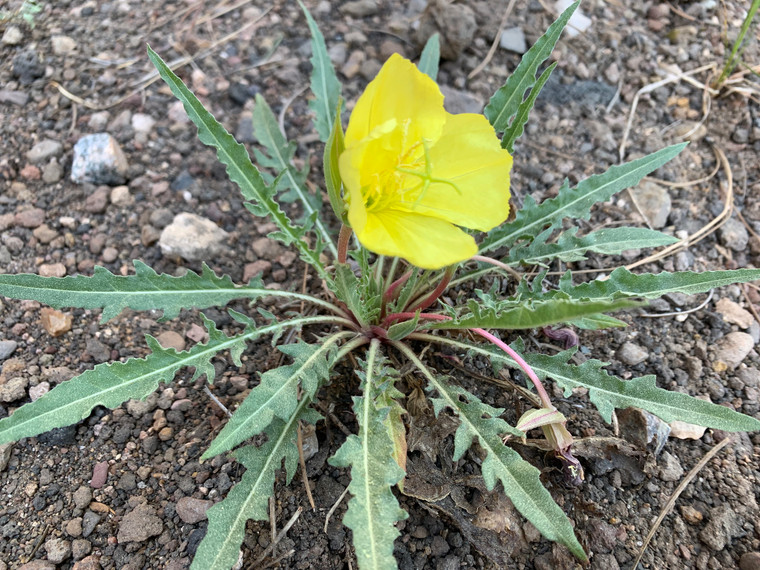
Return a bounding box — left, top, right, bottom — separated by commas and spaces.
339, 53, 512, 270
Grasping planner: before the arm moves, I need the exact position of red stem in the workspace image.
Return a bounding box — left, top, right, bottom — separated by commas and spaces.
383, 270, 413, 304
408, 266, 455, 312
382, 311, 450, 329
337, 225, 352, 264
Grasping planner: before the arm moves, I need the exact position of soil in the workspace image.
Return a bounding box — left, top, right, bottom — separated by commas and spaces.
2, 1, 760, 569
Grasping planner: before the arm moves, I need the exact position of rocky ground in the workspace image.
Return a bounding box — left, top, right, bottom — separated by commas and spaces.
1, 0, 760, 569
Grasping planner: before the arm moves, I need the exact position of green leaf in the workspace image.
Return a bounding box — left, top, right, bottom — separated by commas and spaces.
0, 261, 334, 323
479, 143, 687, 255
386, 313, 420, 341
324, 98, 347, 223
425, 335, 760, 433
0, 314, 340, 446
501, 62, 556, 153
299, 0, 342, 141
146, 47, 330, 281
251, 94, 336, 254
392, 342, 586, 562
332, 263, 381, 328
203, 335, 348, 459
193, 400, 321, 570
568, 313, 628, 330
506, 227, 679, 266
560, 266, 760, 301
418, 33, 440, 80
484, 1, 579, 134
330, 341, 407, 570
431, 294, 640, 330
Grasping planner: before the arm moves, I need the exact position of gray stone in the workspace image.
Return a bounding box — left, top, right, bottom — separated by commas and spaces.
70, 133, 128, 185
42, 160, 63, 183
500, 27, 527, 54
175, 497, 213, 524
159, 213, 229, 262
340, 0, 379, 17
44, 537, 71, 564
714, 332, 754, 370
0, 89, 29, 106
0, 376, 28, 402
617, 342, 649, 365
126, 392, 158, 417
630, 181, 671, 229
26, 140, 63, 164
657, 450, 684, 481
71, 539, 92, 560
117, 504, 163, 543
12, 50, 44, 84
699, 504, 743, 551
0, 442, 13, 472
73, 485, 93, 510
440, 85, 483, 114
85, 338, 110, 363
0, 340, 17, 361
740, 552, 760, 570
719, 217, 749, 252
81, 511, 100, 537
416, 1, 476, 60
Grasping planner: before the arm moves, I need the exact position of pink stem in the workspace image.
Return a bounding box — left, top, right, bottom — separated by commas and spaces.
471, 327, 554, 410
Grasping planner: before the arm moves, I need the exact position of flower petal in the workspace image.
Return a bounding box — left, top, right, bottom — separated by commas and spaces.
344, 53, 446, 149
358, 209, 477, 269
405, 113, 512, 231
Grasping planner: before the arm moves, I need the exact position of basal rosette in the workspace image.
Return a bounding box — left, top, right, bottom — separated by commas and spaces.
338, 53, 512, 269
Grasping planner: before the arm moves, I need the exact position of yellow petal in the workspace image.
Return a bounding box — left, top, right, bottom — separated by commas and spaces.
405, 113, 512, 231
344, 53, 446, 149
357, 209, 477, 269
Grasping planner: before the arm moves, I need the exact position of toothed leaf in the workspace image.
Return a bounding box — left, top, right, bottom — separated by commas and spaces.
252, 94, 336, 255
330, 342, 407, 570
299, 0, 342, 141
203, 335, 346, 459
479, 144, 687, 255
395, 344, 586, 562
192, 400, 321, 570
485, 1, 579, 134
0, 261, 293, 322
147, 46, 329, 280
0, 315, 244, 445
506, 226, 678, 266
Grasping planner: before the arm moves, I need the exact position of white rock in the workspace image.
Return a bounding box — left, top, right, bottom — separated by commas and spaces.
715, 298, 754, 329
131, 113, 156, 134
159, 213, 229, 262
713, 332, 755, 370
70, 133, 128, 185
556, 0, 592, 37
669, 420, 706, 440
1, 25, 23, 46
51, 35, 77, 55
499, 27, 527, 54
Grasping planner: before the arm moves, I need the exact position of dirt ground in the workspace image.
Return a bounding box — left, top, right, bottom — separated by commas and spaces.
1, 0, 760, 569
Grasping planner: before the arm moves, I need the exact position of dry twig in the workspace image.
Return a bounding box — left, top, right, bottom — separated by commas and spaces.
632, 436, 733, 568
